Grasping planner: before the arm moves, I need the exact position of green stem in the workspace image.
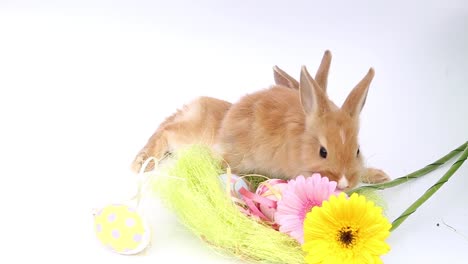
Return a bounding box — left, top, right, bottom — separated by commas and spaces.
390, 143, 468, 231
348, 142, 467, 195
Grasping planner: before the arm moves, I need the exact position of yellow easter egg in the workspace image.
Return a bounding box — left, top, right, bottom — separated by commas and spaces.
94, 204, 150, 254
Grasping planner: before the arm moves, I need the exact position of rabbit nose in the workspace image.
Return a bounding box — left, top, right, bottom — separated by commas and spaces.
337, 176, 350, 190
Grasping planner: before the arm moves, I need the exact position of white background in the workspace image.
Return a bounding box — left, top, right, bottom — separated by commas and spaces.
1, 1, 467, 263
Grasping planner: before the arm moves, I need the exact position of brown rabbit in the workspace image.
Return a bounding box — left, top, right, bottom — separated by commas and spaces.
131, 96, 231, 173
216, 51, 389, 190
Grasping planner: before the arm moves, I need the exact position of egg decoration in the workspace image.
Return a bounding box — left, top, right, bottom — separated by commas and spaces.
93, 204, 151, 255
256, 179, 288, 222
219, 173, 251, 198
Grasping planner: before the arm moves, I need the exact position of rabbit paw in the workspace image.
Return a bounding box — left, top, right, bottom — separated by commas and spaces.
361, 168, 391, 184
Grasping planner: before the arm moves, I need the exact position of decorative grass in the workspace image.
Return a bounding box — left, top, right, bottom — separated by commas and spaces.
151, 145, 304, 263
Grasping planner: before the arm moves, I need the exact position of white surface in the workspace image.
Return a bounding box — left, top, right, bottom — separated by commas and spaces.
1, 1, 467, 263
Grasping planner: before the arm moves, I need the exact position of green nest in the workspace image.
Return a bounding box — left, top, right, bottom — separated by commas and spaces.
152, 145, 304, 263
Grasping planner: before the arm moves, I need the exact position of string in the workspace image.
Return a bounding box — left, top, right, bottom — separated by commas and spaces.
135, 155, 186, 208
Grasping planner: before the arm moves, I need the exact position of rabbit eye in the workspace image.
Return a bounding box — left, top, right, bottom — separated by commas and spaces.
357, 148, 360, 157
319, 146, 328, 159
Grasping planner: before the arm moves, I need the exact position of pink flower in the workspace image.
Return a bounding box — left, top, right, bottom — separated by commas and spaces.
275, 174, 341, 244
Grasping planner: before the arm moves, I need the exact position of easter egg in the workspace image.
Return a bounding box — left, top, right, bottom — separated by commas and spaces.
93, 204, 150, 255
219, 173, 251, 198
256, 179, 288, 222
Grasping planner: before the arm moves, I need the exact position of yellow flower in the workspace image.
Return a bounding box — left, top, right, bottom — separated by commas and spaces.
302, 193, 391, 264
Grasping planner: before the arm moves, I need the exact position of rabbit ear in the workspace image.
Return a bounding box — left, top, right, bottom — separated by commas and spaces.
314, 50, 332, 92
299, 66, 330, 115
341, 68, 375, 117
273, 66, 299, 89
274, 50, 332, 92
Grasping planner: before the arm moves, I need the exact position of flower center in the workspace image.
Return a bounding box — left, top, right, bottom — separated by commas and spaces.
337, 226, 358, 248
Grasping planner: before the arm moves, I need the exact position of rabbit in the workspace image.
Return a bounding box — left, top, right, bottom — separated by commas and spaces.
131, 96, 231, 173
216, 50, 390, 190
